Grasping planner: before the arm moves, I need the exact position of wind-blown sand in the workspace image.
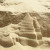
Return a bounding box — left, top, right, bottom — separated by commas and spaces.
0, 0, 49, 12
0, 0, 50, 50
0, 42, 50, 50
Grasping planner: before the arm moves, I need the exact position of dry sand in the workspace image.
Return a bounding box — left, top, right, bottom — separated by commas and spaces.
0, 23, 50, 50
0, 0, 50, 12
0, 0, 50, 50
0, 42, 50, 50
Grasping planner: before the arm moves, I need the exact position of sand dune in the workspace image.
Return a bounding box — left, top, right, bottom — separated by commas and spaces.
0, 0, 50, 50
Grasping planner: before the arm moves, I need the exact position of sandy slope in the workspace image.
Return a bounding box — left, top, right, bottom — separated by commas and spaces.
0, 42, 50, 50
0, 0, 49, 12
0, 20, 50, 50
0, 0, 50, 50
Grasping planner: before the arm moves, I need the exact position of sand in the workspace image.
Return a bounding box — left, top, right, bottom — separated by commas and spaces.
0, 42, 50, 50
0, 0, 50, 50
0, 0, 49, 12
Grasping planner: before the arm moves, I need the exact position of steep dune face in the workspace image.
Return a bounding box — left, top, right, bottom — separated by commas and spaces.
37, 13, 50, 37
0, 11, 50, 47
0, 11, 43, 47
0, 11, 26, 27
0, 0, 50, 50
